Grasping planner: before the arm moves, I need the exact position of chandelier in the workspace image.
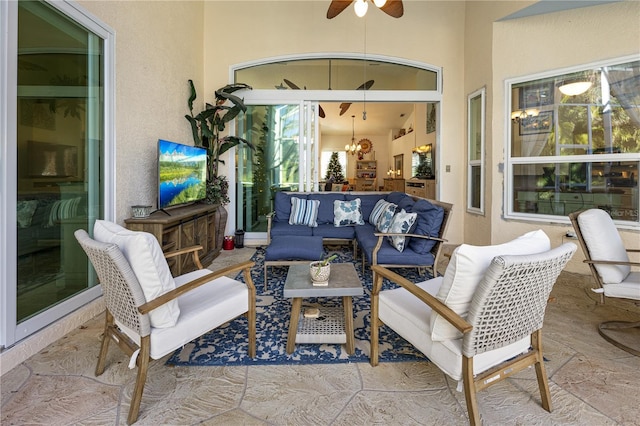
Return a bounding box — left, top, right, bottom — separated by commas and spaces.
345, 115, 361, 155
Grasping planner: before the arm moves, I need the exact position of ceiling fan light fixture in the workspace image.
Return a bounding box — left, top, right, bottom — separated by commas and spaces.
559, 80, 592, 96
373, 0, 387, 7
354, 0, 369, 17
346, 115, 362, 155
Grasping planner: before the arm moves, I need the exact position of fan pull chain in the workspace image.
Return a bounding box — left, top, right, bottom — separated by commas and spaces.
363, 16, 367, 120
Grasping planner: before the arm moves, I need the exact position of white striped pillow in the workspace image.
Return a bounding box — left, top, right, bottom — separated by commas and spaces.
289, 197, 320, 227
369, 199, 396, 226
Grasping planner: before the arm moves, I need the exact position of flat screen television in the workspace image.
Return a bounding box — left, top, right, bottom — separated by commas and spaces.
157, 139, 207, 209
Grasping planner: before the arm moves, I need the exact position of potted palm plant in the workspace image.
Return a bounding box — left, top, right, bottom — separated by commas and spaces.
185, 79, 254, 251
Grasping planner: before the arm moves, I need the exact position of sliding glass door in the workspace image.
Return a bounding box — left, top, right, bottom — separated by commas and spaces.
1, 0, 111, 346
236, 102, 318, 238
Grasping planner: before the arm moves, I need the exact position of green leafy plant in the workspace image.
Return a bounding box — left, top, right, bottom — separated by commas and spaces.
185, 79, 255, 205
319, 254, 338, 266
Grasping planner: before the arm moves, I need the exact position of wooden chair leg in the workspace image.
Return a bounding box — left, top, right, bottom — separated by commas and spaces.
532, 330, 552, 412
369, 299, 379, 366
463, 356, 481, 426
127, 335, 151, 425
248, 292, 257, 358
95, 311, 113, 376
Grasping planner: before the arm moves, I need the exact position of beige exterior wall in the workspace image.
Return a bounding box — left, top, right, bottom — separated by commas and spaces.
77, 0, 639, 257
78, 0, 204, 224
462, 1, 531, 245
4, 0, 639, 372
205, 0, 467, 243
491, 1, 640, 273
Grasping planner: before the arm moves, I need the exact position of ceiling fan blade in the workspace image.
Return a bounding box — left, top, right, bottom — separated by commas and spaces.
380, 0, 403, 18
356, 80, 375, 91
283, 79, 301, 90
319, 105, 326, 118
339, 103, 352, 116
327, 0, 353, 19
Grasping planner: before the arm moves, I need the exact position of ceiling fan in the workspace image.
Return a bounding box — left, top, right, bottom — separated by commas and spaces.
327, 0, 403, 19
279, 78, 375, 118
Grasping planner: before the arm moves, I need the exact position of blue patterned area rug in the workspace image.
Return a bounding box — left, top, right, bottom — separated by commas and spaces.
166, 245, 430, 366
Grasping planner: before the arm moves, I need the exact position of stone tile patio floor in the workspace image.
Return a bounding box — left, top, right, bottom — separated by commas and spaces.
2, 246, 639, 425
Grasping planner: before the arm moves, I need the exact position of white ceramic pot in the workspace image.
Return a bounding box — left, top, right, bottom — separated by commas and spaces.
309, 261, 330, 284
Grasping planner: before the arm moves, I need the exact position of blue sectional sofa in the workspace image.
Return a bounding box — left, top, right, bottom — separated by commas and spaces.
267, 191, 452, 277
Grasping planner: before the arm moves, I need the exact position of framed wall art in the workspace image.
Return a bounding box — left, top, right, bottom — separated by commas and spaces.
519, 82, 554, 108
519, 111, 553, 136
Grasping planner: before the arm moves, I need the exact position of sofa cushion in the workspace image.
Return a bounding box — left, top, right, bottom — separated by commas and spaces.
274, 192, 304, 223
397, 195, 415, 213
265, 236, 323, 261
577, 209, 630, 284
334, 198, 364, 227
93, 220, 180, 329
289, 197, 320, 227
430, 229, 551, 341
313, 224, 356, 239
385, 191, 408, 205
408, 199, 445, 255
309, 193, 346, 224
270, 221, 313, 238
386, 209, 418, 252
17, 200, 38, 228
346, 193, 385, 220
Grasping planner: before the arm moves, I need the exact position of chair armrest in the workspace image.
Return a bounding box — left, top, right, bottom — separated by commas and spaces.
371, 265, 472, 335
164, 245, 204, 269
584, 259, 640, 267
373, 232, 447, 243
138, 260, 255, 315
266, 211, 275, 244
371, 233, 447, 265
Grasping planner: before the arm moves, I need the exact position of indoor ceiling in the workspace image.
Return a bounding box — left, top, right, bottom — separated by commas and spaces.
319, 102, 416, 137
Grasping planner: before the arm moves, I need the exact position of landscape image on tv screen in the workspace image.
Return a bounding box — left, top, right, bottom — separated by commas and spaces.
158, 139, 207, 209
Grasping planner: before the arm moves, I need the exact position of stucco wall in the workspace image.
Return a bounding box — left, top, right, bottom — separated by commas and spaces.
204, 1, 467, 244
491, 1, 640, 273
78, 0, 204, 224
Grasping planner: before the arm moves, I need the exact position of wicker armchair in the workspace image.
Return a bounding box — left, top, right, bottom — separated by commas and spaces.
75, 229, 256, 425
370, 243, 576, 425
569, 209, 640, 356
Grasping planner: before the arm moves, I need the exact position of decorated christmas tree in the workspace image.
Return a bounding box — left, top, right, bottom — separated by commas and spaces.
325, 152, 345, 183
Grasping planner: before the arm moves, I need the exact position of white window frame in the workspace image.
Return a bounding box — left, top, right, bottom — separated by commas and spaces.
467, 87, 485, 214
503, 55, 640, 229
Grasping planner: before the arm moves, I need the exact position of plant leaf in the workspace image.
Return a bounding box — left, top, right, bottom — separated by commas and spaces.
187, 79, 197, 114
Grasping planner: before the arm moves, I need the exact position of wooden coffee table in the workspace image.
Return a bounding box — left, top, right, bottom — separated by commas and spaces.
283, 263, 363, 354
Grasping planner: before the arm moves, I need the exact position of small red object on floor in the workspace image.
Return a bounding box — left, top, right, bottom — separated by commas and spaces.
223, 236, 234, 250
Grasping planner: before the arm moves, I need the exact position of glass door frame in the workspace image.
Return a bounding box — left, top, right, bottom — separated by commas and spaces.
1, 0, 116, 348
234, 100, 319, 242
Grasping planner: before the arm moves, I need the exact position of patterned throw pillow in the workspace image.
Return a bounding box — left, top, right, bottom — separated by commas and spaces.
289, 197, 320, 227
375, 202, 397, 233
369, 199, 392, 225
333, 199, 364, 227
17, 200, 38, 228
386, 209, 418, 252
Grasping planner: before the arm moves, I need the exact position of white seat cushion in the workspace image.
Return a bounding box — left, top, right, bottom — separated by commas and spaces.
431, 230, 550, 341
578, 209, 631, 284
379, 276, 530, 381
94, 220, 180, 328
603, 272, 640, 300
118, 270, 249, 359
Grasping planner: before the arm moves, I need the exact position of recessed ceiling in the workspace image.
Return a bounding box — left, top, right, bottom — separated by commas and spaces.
319, 102, 416, 137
